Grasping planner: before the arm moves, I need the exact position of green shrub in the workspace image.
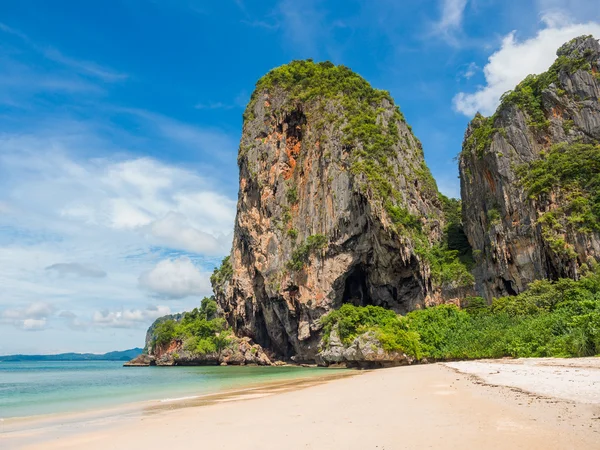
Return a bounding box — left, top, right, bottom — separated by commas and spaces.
516, 142, 600, 233
287, 234, 328, 271
320, 304, 422, 358
287, 228, 298, 240
152, 299, 232, 356
286, 184, 299, 204
319, 267, 600, 360
210, 256, 233, 288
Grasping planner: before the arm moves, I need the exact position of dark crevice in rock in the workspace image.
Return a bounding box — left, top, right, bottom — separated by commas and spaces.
284, 107, 306, 140
501, 278, 518, 296
342, 264, 372, 307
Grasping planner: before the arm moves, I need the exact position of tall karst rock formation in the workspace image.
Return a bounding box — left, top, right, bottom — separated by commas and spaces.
460, 35, 600, 300
213, 61, 472, 361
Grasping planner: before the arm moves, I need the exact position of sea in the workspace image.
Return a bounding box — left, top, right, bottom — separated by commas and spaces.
0, 361, 338, 419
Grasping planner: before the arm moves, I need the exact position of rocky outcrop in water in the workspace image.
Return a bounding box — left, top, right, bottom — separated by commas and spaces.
460, 36, 600, 299
213, 61, 470, 362
149, 336, 272, 366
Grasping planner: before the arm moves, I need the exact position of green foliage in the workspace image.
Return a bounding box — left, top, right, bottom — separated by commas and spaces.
320, 268, 600, 359
439, 195, 473, 265
153, 320, 176, 347
419, 244, 475, 287
416, 195, 475, 288
498, 46, 592, 130
517, 142, 600, 233
464, 113, 497, 158
286, 184, 299, 204
287, 234, 328, 271
499, 75, 550, 130
487, 208, 501, 227
199, 297, 218, 321
153, 299, 231, 356
320, 304, 422, 357
287, 228, 298, 240
384, 202, 422, 232
562, 119, 574, 134
210, 256, 233, 288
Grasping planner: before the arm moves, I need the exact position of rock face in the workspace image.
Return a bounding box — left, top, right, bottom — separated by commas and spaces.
214, 61, 454, 361
143, 313, 184, 354
460, 36, 600, 299
149, 336, 272, 366
124, 354, 155, 367
315, 326, 415, 368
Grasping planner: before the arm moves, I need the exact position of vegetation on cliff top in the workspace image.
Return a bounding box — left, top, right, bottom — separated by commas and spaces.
245, 59, 438, 219
463, 35, 598, 158
321, 264, 600, 359
210, 256, 233, 292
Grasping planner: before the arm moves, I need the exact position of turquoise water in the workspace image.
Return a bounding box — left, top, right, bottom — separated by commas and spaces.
0, 361, 338, 419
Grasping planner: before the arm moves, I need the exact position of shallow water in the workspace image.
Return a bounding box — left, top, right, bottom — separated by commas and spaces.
0, 361, 339, 418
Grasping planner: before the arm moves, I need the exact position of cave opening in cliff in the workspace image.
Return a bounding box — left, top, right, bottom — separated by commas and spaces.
284, 108, 306, 141
342, 265, 373, 307
338, 262, 424, 314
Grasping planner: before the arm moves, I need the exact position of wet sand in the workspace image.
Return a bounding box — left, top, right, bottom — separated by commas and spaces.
3, 359, 599, 449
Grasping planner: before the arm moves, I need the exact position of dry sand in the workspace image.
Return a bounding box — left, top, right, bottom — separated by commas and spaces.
3, 359, 599, 450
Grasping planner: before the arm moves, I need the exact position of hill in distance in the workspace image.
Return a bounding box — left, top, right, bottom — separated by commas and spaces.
0, 348, 143, 362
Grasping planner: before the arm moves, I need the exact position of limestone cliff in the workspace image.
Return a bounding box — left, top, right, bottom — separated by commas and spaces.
460, 36, 600, 299
214, 61, 470, 361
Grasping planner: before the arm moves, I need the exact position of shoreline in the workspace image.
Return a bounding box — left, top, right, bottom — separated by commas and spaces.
4, 358, 599, 449
1, 367, 358, 448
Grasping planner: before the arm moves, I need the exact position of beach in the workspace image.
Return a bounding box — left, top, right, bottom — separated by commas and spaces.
3, 358, 599, 450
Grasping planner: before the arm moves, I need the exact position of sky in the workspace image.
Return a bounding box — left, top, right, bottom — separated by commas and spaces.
1, 0, 599, 354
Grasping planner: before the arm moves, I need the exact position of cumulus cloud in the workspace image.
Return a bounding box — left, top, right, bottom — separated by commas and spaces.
139, 257, 212, 299
149, 212, 224, 255
454, 16, 600, 116
1, 302, 56, 330
1, 146, 235, 252
2, 301, 56, 320
92, 305, 171, 328
46, 263, 107, 278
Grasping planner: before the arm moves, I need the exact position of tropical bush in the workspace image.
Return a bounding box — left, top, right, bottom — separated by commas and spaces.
152, 297, 233, 355
320, 266, 600, 360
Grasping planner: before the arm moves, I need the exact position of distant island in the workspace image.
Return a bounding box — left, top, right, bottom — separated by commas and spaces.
0, 348, 142, 362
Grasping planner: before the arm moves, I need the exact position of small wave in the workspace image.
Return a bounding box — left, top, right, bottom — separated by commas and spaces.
159, 395, 200, 403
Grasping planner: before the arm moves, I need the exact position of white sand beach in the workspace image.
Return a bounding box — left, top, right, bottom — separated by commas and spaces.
3, 359, 599, 450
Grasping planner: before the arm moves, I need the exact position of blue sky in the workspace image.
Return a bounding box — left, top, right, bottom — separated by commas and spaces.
1, 0, 599, 354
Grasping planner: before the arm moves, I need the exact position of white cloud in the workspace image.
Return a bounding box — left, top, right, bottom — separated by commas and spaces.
462, 62, 479, 79
0, 146, 235, 253
0, 128, 234, 351
150, 212, 226, 256
2, 302, 56, 320
139, 257, 212, 299
22, 319, 47, 331
454, 16, 600, 116
92, 305, 171, 328
1, 302, 56, 330
46, 263, 107, 278
433, 0, 468, 36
